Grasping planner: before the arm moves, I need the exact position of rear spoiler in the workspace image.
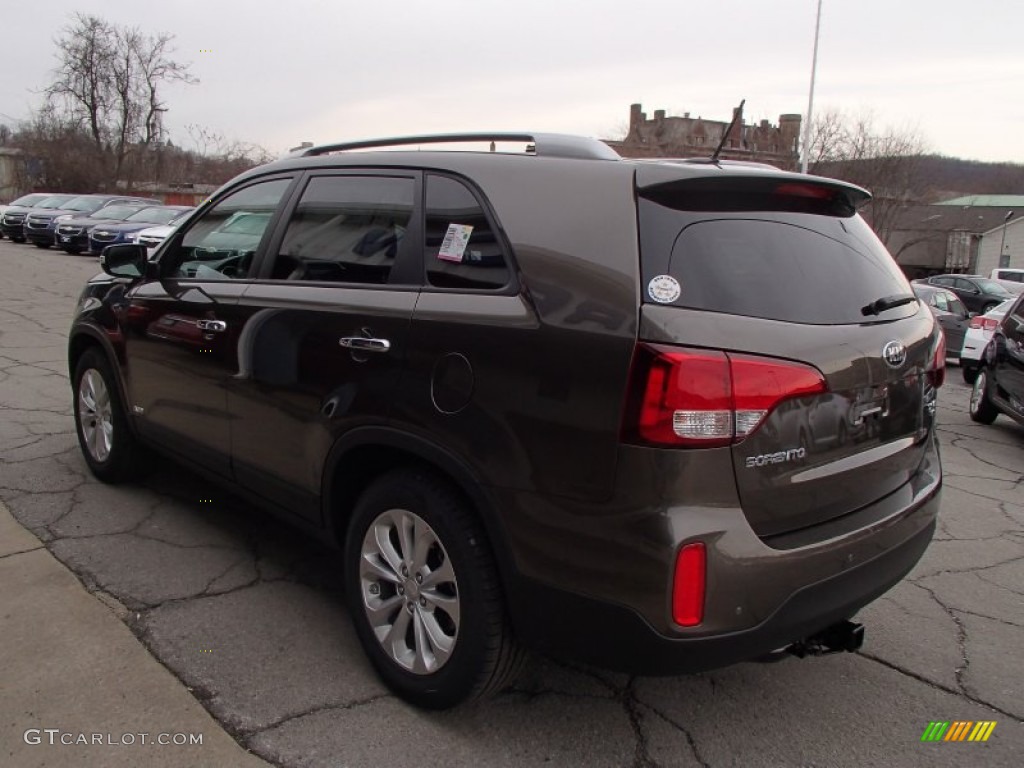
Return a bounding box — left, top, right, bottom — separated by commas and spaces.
637, 171, 870, 216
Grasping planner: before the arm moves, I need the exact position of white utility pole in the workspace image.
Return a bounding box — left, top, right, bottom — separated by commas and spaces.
800, 0, 823, 174
999, 210, 1015, 269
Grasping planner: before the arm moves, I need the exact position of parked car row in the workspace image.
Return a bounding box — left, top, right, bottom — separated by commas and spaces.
912, 277, 1022, 386
968, 292, 1024, 431
0, 192, 193, 255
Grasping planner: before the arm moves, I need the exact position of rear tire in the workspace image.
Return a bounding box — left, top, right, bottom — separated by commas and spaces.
345, 468, 524, 709
961, 364, 978, 385
968, 368, 999, 424
33, 242, 51, 249
73, 348, 149, 482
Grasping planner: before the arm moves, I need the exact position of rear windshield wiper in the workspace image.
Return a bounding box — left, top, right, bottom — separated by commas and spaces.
861, 294, 918, 316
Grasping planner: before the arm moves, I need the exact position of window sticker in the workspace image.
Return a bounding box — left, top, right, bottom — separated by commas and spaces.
648, 275, 681, 303
437, 223, 474, 262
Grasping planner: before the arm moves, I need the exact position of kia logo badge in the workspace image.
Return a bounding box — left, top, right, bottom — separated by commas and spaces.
882, 340, 906, 368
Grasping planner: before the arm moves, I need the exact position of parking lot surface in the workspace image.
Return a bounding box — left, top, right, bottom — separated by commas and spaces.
1, 240, 1021, 767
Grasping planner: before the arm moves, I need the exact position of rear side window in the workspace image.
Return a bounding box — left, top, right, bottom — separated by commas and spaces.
274, 175, 414, 285
638, 188, 914, 325
424, 175, 509, 290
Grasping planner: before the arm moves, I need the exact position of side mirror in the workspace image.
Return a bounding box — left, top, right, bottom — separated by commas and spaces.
100, 244, 150, 279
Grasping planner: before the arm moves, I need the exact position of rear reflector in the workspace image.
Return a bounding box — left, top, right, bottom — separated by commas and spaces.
622, 344, 826, 447
673, 542, 706, 627
928, 332, 946, 389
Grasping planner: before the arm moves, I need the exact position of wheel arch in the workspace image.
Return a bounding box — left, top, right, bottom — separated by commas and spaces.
321, 427, 519, 590
68, 325, 136, 434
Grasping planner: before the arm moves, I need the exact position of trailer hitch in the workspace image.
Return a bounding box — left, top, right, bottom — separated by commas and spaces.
786, 620, 865, 659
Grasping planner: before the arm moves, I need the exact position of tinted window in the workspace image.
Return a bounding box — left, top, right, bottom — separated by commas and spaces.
931, 292, 949, 311
974, 278, 1011, 296
424, 175, 509, 290
639, 202, 913, 324
931, 276, 953, 287
273, 175, 413, 284
949, 297, 968, 316
167, 178, 291, 280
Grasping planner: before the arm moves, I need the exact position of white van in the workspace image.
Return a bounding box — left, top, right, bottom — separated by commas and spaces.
989, 268, 1024, 294
991, 267, 1024, 283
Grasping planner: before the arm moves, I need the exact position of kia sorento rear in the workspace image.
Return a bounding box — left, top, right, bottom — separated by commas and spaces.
525, 166, 942, 674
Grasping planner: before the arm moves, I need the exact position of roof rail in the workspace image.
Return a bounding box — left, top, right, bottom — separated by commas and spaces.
294, 132, 621, 161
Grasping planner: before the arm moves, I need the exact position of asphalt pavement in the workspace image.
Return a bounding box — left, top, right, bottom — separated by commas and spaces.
0, 240, 1021, 767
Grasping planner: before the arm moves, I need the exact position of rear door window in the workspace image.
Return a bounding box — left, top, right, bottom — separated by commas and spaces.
639, 192, 914, 324
270, 174, 416, 285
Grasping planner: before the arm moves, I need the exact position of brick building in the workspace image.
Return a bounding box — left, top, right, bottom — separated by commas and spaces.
605, 103, 802, 170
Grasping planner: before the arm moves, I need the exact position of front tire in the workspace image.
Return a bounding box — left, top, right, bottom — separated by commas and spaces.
345, 468, 523, 709
968, 368, 999, 424
33, 242, 51, 249
73, 348, 148, 482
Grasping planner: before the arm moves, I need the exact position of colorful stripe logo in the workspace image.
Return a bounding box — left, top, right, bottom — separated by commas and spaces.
921, 721, 997, 742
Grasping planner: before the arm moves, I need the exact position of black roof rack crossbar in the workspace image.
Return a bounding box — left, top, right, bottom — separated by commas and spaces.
296, 132, 621, 161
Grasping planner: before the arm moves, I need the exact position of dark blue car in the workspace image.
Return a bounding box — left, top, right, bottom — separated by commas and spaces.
89, 206, 194, 254
1, 194, 76, 242
55, 204, 155, 254
25, 194, 160, 248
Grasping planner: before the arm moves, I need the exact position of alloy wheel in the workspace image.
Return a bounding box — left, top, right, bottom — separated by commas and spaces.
970, 371, 987, 415
359, 508, 460, 675
78, 369, 113, 462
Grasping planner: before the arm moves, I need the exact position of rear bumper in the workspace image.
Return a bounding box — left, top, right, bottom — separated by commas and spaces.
509, 512, 935, 674
500, 432, 941, 674
960, 329, 992, 364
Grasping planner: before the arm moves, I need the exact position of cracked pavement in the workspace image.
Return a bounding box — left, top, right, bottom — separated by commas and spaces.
0, 241, 1021, 767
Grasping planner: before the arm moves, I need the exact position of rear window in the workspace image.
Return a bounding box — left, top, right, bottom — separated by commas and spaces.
638, 187, 914, 325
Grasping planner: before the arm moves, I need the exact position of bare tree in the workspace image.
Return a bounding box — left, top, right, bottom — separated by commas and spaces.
12, 106, 102, 191
807, 109, 929, 245
42, 13, 196, 188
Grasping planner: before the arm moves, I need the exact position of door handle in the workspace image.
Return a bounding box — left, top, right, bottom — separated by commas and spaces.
339, 337, 391, 353
196, 319, 227, 332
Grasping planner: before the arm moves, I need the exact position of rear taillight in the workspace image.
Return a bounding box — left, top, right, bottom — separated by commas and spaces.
621, 344, 826, 447
968, 316, 999, 331
928, 332, 946, 389
672, 542, 706, 627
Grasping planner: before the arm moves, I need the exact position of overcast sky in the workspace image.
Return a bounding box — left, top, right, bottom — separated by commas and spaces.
2, 0, 1022, 163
